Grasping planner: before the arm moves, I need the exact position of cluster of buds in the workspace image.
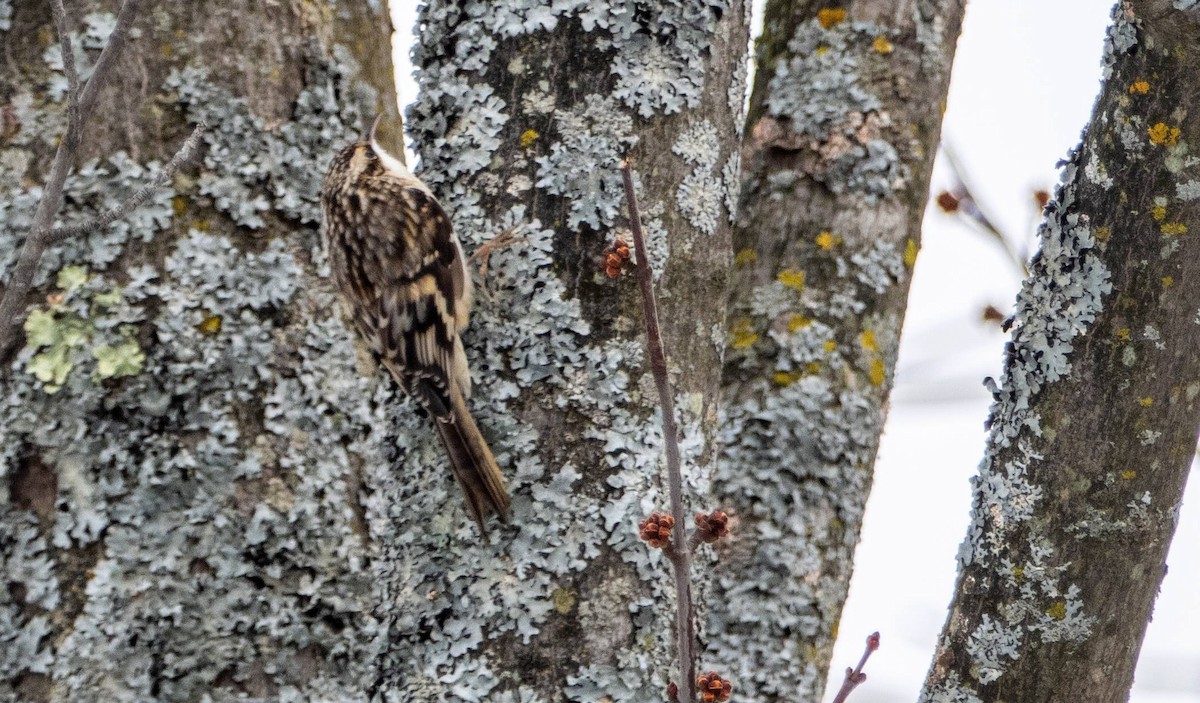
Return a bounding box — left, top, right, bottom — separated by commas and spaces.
639, 512, 675, 548
693, 510, 730, 544
696, 672, 732, 702
602, 237, 633, 278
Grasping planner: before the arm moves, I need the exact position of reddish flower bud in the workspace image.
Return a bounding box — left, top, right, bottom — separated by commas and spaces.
638, 512, 675, 549
695, 671, 732, 702
935, 191, 961, 213
693, 510, 730, 543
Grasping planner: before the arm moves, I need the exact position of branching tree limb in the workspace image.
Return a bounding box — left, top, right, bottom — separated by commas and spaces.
0, 0, 143, 362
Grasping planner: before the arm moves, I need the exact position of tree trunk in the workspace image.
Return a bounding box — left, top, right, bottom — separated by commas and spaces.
369, 1, 747, 700
0, 1, 397, 700
709, 2, 964, 699
922, 3, 1200, 701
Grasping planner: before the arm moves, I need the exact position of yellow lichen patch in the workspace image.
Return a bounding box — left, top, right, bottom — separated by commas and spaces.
198, 314, 223, 336
1012, 565, 1025, 580
1115, 328, 1131, 341
1138, 397, 1154, 407
1148, 122, 1181, 146
859, 329, 878, 352
773, 370, 804, 387
817, 8, 847, 29
1121, 470, 1138, 480
519, 129, 540, 148
734, 248, 757, 267
815, 45, 831, 56
777, 268, 806, 290
1151, 205, 1167, 221
1046, 601, 1067, 621
172, 196, 189, 217
903, 238, 919, 268
730, 318, 759, 349
1163, 276, 1175, 288
815, 231, 836, 250
1161, 222, 1188, 235
872, 36, 893, 54
869, 358, 886, 386
806, 361, 822, 375
1129, 81, 1150, 95
1095, 226, 1112, 241
194, 219, 211, 232
551, 587, 577, 614
788, 314, 812, 333
823, 339, 837, 353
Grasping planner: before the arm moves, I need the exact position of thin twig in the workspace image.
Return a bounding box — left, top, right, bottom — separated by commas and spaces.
0, 0, 143, 362
830, 632, 881, 703
47, 123, 206, 245
939, 143, 1030, 276
51, 0, 81, 145
620, 159, 696, 703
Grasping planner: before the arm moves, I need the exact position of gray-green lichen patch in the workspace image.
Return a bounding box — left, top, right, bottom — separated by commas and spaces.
534, 94, 635, 230
2, 46, 391, 700
763, 19, 906, 200
714, 233, 906, 697
166, 45, 374, 230
0, 0, 13, 32
920, 672, 985, 703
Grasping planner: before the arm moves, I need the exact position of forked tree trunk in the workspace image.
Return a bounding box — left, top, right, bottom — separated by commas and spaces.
922, 3, 1200, 701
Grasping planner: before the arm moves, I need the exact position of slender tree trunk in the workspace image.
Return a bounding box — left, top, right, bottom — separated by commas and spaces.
708, 2, 964, 699
922, 3, 1200, 701
0, 1, 397, 700
372, 1, 747, 699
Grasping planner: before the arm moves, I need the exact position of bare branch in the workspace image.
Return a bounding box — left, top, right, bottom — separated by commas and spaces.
620, 159, 696, 703
50, 0, 81, 144
78, 0, 142, 117
47, 122, 206, 244
830, 632, 881, 703
0, 0, 145, 362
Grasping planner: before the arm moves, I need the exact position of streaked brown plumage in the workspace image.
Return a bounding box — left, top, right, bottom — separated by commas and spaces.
321, 118, 510, 531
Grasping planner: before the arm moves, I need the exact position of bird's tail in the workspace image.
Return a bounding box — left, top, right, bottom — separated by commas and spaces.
434, 384, 510, 531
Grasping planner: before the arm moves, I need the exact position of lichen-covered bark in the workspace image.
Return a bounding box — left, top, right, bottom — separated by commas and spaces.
365, 2, 748, 700
921, 4, 1200, 702
709, 1, 964, 700
0, 1, 397, 700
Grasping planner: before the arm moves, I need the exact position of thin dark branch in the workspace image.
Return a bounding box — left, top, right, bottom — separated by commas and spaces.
939, 143, 1030, 276
0, 0, 144, 362
47, 123, 206, 244
50, 0, 81, 144
77, 0, 141, 117
830, 632, 881, 703
620, 159, 696, 703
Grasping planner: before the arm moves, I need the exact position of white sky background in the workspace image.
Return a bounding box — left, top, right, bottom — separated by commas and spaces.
389, 2, 1200, 701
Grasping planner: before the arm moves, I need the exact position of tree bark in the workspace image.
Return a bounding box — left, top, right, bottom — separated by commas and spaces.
372, 1, 747, 700
922, 3, 1200, 701
0, 1, 397, 700
708, 2, 964, 700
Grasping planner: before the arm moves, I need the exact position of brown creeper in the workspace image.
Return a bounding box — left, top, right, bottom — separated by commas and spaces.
321, 116, 510, 531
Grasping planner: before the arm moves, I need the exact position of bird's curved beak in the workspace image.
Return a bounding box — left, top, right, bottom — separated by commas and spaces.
361, 113, 384, 144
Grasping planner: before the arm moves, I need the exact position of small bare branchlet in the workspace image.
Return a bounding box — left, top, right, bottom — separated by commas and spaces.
830, 631, 881, 703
